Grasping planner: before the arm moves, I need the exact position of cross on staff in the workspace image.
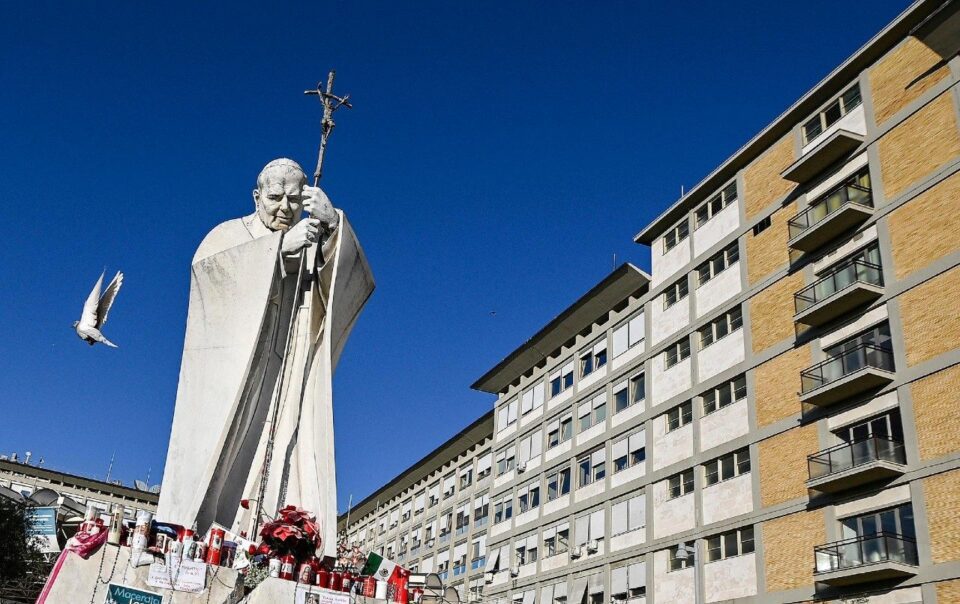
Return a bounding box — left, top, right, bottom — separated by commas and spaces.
305, 70, 353, 187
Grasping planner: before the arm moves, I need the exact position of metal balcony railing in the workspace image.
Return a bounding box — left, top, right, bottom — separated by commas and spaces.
800, 343, 894, 395
814, 533, 918, 574
795, 259, 884, 314
808, 435, 905, 480
788, 182, 873, 240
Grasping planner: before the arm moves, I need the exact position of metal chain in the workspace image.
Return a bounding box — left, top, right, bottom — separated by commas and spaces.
89, 543, 121, 604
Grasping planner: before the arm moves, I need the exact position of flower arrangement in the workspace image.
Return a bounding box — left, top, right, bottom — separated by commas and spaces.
256, 505, 322, 561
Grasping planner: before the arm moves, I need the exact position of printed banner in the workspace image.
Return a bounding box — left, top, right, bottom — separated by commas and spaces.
146, 558, 208, 593
104, 583, 163, 604
25, 506, 60, 553
295, 586, 352, 604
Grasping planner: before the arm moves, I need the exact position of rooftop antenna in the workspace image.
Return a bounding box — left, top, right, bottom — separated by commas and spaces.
681, 185, 685, 197
105, 450, 116, 483
612, 252, 617, 270
24, 451, 32, 465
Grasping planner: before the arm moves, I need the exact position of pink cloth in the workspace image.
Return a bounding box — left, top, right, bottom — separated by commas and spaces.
36, 531, 107, 604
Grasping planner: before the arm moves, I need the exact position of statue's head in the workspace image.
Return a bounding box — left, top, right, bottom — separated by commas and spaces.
253, 158, 308, 231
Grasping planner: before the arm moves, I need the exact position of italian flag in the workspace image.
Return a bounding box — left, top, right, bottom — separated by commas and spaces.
361, 552, 402, 582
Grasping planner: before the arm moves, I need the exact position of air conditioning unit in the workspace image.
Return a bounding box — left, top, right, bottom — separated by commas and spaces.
510, 567, 520, 577
570, 546, 583, 559
485, 572, 495, 584
587, 540, 599, 553
516, 462, 527, 474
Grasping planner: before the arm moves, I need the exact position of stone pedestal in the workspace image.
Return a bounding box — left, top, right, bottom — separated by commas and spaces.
42, 544, 242, 604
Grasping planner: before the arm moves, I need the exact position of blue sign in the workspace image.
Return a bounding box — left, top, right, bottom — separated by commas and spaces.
105, 583, 163, 604
25, 506, 59, 553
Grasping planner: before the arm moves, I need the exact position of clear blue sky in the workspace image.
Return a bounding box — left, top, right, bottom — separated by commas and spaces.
0, 1, 908, 512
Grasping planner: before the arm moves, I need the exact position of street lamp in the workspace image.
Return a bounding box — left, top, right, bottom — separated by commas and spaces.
675, 541, 701, 604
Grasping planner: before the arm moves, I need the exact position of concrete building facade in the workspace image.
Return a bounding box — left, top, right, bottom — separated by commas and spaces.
344, 1, 960, 602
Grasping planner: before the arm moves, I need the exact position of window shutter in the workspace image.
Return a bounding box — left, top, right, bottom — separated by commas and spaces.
526, 535, 537, 550
530, 430, 543, 458
522, 591, 536, 604
519, 437, 532, 463
628, 562, 646, 589
628, 495, 645, 531
562, 361, 574, 376
477, 452, 492, 474
521, 389, 533, 414
541, 585, 554, 604
587, 573, 604, 595
628, 314, 645, 346
591, 449, 606, 466
612, 437, 628, 461
611, 566, 628, 595
542, 526, 556, 541
593, 340, 607, 355
578, 402, 591, 419
554, 583, 567, 603
575, 515, 589, 546
590, 509, 605, 540
612, 324, 628, 357
508, 399, 518, 423
454, 542, 467, 560
629, 430, 645, 451
483, 547, 500, 572
533, 383, 545, 408
611, 500, 628, 536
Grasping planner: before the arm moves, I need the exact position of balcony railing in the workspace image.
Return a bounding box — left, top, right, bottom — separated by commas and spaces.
789, 182, 873, 241
453, 564, 467, 576
808, 436, 905, 480
814, 533, 918, 575
456, 524, 470, 536
801, 343, 894, 396
471, 556, 486, 570
795, 259, 883, 315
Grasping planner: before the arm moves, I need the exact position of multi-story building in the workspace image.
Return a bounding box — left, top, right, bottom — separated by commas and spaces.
338, 411, 495, 602
346, 1, 960, 602
0, 458, 159, 521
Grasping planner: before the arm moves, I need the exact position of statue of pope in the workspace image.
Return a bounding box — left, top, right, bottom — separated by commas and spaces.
157, 158, 374, 556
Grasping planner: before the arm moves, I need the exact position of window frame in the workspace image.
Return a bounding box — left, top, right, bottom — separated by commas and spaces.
668, 469, 694, 499
705, 526, 755, 562
694, 181, 738, 229
663, 220, 690, 253
695, 241, 740, 287
802, 84, 862, 145
698, 306, 743, 349
666, 400, 693, 432
703, 448, 751, 486
701, 374, 747, 415
665, 338, 691, 368
663, 276, 690, 309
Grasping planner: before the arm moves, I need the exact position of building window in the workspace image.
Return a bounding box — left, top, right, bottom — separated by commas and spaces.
473, 494, 489, 527
578, 449, 606, 487
543, 522, 570, 556
497, 398, 518, 432
493, 494, 513, 524
695, 241, 739, 287
518, 429, 543, 466
669, 542, 695, 571
574, 508, 605, 547
803, 84, 862, 144
612, 429, 645, 472
704, 448, 751, 486
546, 466, 571, 500
550, 361, 575, 397
611, 312, 645, 358
664, 337, 691, 369
663, 220, 689, 253
580, 340, 608, 378
663, 276, 689, 309
668, 469, 694, 499
547, 413, 573, 449
578, 394, 607, 433
459, 465, 473, 490
706, 526, 755, 562
695, 181, 738, 228
698, 306, 743, 349
666, 401, 693, 432
520, 382, 545, 416
495, 446, 516, 476
752, 216, 771, 236
611, 494, 645, 536
476, 451, 492, 480
702, 374, 747, 414
516, 480, 540, 514
613, 373, 645, 414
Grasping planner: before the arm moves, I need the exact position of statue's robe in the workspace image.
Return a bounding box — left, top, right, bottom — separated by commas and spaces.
157, 210, 373, 556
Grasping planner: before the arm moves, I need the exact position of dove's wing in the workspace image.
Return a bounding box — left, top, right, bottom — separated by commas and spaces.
80, 272, 105, 328
96, 271, 124, 328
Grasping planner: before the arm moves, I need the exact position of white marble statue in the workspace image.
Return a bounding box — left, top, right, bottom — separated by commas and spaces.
157, 158, 374, 556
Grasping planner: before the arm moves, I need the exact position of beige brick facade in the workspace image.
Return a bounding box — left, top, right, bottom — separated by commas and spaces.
743, 135, 796, 219
869, 35, 952, 125
755, 346, 809, 427
925, 469, 960, 563
889, 171, 960, 280
750, 272, 803, 354
912, 364, 960, 461
878, 92, 960, 199
759, 424, 818, 507
763, 510, 825, 592
899, 266, 960, 366
746, 202, 795, 286
937, 578, 960, 602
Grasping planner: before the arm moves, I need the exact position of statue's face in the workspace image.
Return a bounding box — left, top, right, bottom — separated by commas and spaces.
253, 167, 305, 231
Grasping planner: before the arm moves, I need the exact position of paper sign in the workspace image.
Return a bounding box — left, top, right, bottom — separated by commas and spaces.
25, 507, 60, 553
104, 583, 163, 604
295, 586, 352, 604
146, 558, 208, 593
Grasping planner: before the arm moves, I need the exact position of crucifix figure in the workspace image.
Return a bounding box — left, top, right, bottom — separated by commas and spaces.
157, 72, 373, 557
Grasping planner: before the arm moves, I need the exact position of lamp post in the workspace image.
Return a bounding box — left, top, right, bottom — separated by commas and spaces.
675, 540, 701, 604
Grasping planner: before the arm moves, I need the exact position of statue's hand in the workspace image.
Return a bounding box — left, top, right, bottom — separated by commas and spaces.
281, 218, 322, 255
302, 185, 340, 231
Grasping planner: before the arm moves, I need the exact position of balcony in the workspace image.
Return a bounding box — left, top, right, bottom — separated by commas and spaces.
787, 182, 873, 253
783, 129, 864, 184
814, 534, 918, 586
807, 436, 906, 493
794, 259, 884, 327
800, 344, 895, 407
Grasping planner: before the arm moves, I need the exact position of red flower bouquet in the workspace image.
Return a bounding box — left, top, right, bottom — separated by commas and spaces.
258, 505, 322, 561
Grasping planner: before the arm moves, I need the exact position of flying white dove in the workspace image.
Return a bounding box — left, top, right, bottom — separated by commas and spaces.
73, 270, 124, 348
